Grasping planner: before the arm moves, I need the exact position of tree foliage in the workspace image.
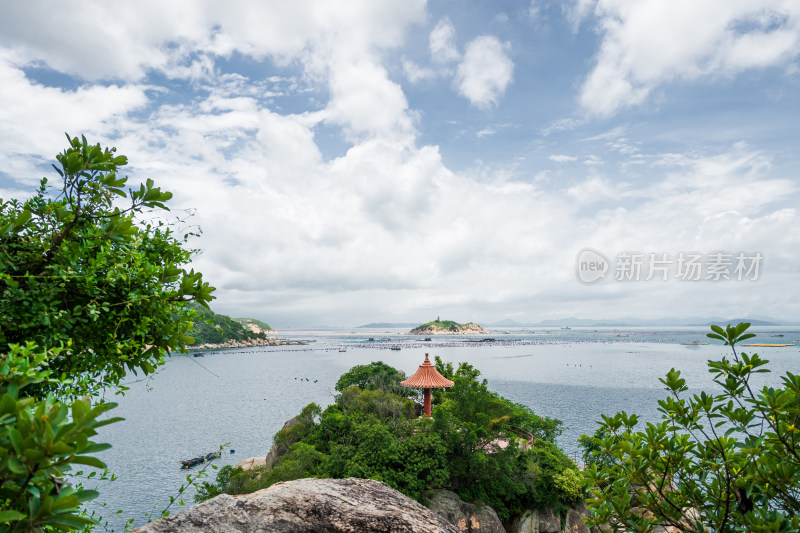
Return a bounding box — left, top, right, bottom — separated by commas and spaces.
0, 134, 214, 397
583, 323, 800, 532
0, 136, 213, 531
198, 359, 581, 523
0, 343, 123, 531
334, 361, 407, 395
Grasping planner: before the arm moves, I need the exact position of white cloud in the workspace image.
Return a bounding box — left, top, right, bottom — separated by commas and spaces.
456, 36, 514, 108
402, 59, 437, 83
0, 51, 148, 182
1, 2, 798, 325
429, 18, 461, 63
548, 154, 578, 163
579, 0, 800, 116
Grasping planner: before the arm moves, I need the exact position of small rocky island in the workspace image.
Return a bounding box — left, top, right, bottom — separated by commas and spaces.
408, 319, 488, 335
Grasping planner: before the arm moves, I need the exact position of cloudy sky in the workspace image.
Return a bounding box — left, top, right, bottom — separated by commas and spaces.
1, 1, 799, 327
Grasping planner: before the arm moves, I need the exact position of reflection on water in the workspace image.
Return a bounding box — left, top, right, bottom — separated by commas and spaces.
87, 327, 800, 528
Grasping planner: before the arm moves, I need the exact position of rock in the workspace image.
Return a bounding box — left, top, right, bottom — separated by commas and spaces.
510, 504, 601, 533
425, 489, 505, 532
564, 502, 590, 533
510, 508, 560, 533
135, 477, 459, 533
233, 456, 266, 472
264, 416, 300, 469
189, 338, 309, 351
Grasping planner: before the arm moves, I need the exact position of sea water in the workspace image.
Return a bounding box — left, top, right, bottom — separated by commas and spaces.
86, 327, 800, 529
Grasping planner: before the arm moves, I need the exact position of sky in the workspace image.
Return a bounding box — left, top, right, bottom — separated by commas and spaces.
1, 0, 799, 327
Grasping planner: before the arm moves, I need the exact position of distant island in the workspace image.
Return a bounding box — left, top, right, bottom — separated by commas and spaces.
408, 319, 488, 335
486, 317, 790, 327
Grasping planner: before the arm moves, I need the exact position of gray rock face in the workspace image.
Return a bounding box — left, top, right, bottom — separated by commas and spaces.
512, 508, 560, 533
425, 489, 505, 533
135, 477, 459, 533
510, 504, 599, 533
265, 415, 300, 469
564, 503, 590, 533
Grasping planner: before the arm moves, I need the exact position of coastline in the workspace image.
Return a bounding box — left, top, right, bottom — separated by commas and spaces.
189, 336, 309, 351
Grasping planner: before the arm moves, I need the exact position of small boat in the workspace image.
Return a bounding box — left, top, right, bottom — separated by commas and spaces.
424, 337, 431, 341
180, 451, 221, 469
390, 346, 401, 351
338, 348, 347, 352
193, 353, 205, 357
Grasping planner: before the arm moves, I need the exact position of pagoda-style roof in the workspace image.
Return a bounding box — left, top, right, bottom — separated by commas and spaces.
400, 354, 454, 389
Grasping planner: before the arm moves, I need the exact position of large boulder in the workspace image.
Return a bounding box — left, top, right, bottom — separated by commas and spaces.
511, 508, 561, 533
564, 503, 590, 533
511, 504, 600, 533
425, 489, 505, 533
135, 477, 459, 533
233, 456, 266, 472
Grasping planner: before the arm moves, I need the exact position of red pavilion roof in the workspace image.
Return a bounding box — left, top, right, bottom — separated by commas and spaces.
400, 354, 454, 389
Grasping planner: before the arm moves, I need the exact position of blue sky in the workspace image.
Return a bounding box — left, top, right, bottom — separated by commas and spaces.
1, 1, 799, 327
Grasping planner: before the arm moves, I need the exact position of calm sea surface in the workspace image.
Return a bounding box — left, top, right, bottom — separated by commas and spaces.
85, 326, 800, 529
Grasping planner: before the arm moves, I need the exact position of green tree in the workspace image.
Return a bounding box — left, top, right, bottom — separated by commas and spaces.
0, 135, 214, 531
0, 134, 214, 397
334, 361, 407, 395
584, 323, 800, 532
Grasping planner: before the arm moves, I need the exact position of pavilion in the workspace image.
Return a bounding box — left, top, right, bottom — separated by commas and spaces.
400, 353, 454, 416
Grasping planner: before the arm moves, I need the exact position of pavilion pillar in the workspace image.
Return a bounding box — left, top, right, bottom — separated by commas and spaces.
423, 387, 432, 416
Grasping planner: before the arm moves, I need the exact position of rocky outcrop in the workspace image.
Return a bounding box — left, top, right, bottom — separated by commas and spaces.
264, 416, 301, 469
135, 477, 459, 533
511, 503, 596, 533
233, 456, 266, 472
425, 489, 505, 532
233, 416, 301, 473
190, 337, 308, 351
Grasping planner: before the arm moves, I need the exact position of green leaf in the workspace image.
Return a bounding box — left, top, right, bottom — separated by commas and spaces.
0, 510, 26, 522
71, 455, 107, 469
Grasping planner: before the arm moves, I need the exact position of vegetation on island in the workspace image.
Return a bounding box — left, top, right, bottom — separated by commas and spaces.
580, 323, 800, 532
232, 317, 273, 333
409, 319, 486, 334
196, 357, 582, 524
188, 302, 269, 345
0, 136, 214, 531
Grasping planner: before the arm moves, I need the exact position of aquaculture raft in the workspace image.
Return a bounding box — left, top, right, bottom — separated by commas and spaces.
742, 343, 794, 347
180, 451, 221, 469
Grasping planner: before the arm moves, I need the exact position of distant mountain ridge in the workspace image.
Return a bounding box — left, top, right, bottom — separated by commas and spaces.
486, 317, 792, 327
357, 322, 420, 328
